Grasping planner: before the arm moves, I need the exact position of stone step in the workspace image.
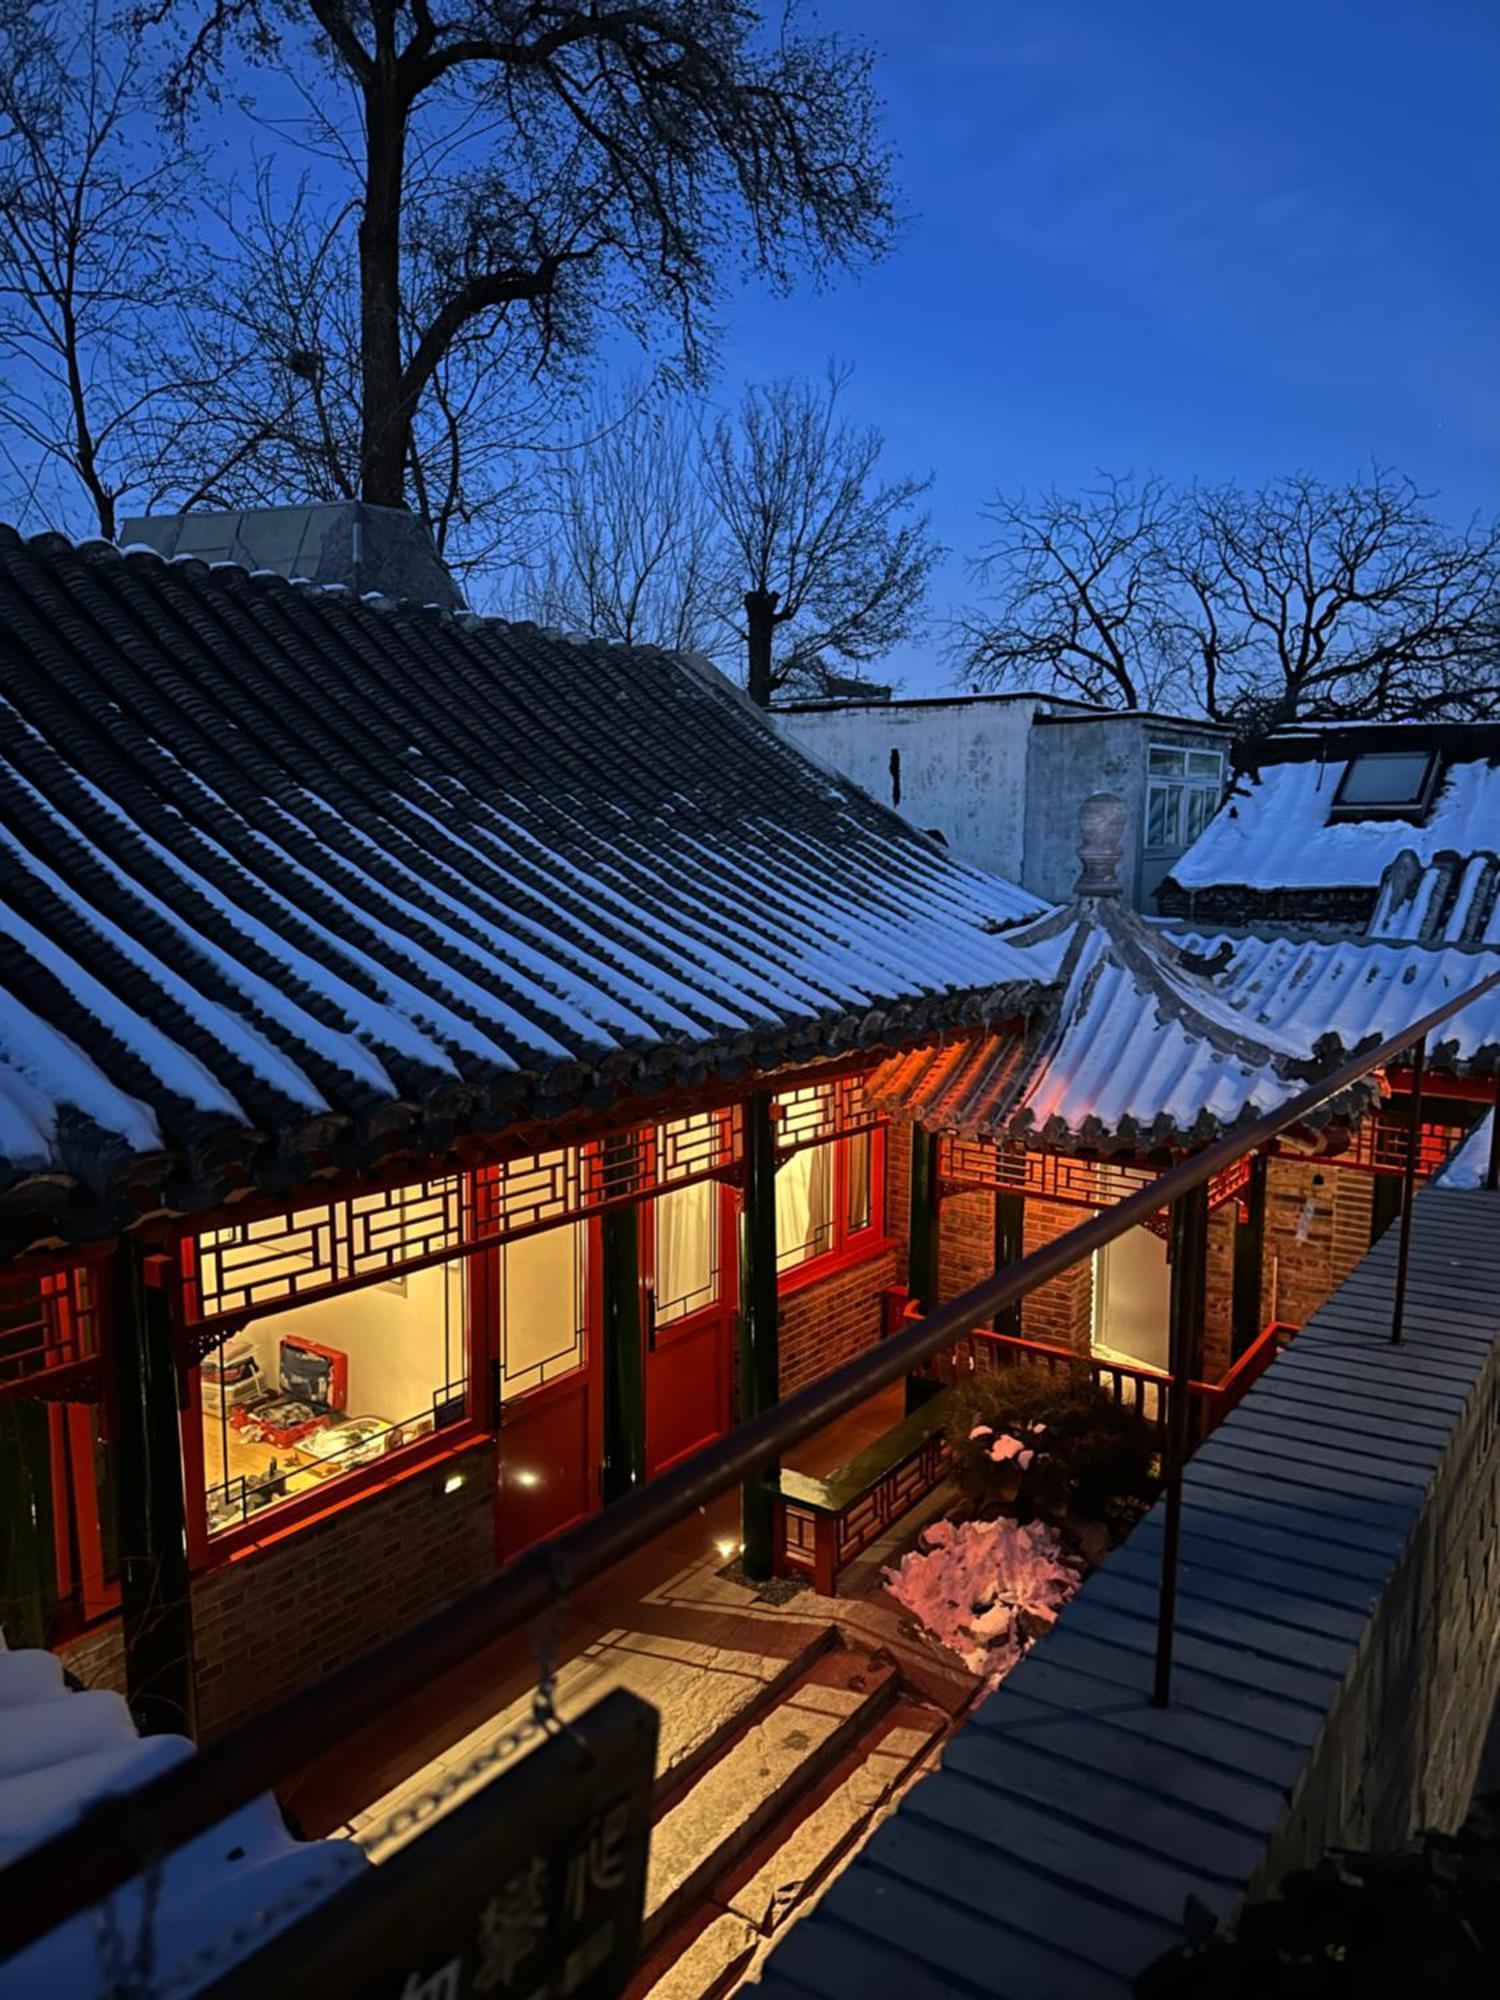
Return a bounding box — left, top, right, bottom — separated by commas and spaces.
350, 1620, 838, 1859
722, 1700, 945, 1934
636, 1694, 945, 1999
641, 1646, 899, 1951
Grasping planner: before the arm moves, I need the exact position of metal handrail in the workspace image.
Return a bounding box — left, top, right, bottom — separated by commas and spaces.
3, 965, 1498, 1956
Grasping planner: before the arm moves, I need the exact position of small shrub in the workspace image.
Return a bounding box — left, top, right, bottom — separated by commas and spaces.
946, 1362, 1158, 1531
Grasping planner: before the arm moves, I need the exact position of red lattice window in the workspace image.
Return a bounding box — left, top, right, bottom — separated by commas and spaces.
772, 1076, 882, 1158
0, 1258, 106, 1403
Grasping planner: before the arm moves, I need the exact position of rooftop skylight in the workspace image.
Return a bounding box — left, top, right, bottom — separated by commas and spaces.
1329, 750, 1439, 818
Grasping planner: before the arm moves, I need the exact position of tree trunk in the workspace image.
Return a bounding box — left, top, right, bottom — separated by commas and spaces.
744, 587, 779, 708
358, 63, 410, 509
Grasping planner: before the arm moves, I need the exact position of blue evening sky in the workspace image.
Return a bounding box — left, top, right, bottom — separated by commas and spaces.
702, 0, 1499, 690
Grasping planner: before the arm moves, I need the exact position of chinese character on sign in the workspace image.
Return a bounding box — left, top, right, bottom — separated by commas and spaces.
563, 1802, 630, 1922
474, 1856, 549, 1992
400, 1961, 462, 2000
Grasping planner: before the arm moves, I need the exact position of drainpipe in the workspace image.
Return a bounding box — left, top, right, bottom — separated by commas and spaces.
113, 1239, 197, 1739
738, 1091, 780, 1578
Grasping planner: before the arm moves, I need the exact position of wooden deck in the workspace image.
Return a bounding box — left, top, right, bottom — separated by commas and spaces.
752, 1185, 1500, 1999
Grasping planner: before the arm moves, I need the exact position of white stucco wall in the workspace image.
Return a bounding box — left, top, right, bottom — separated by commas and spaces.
774, 697, 1044, 882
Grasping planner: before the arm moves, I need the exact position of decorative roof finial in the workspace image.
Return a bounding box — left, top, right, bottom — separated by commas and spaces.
1076, 791, 1126, 897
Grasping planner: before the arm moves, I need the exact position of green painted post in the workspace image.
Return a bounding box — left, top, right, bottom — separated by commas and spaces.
992, 1190, 1025, 1339
113, 1240, 197, 1739
906, 1124, 940, 1310
904, 1125, 942, 1412
738, 1091, 780, 1579
601, 1188, 646, 1505
1154, 1180, 1209, 1707
1231, 1153, 1268, 1357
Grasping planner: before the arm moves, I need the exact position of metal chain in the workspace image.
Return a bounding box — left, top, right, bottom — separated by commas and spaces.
74, 1559, 581, 1993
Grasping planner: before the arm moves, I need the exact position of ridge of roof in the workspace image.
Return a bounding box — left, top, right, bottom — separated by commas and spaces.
0, 522, 1047, 1249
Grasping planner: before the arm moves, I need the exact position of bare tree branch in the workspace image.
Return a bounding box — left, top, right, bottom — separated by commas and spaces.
704, 364, 941, 703
960, 470, 1500, 733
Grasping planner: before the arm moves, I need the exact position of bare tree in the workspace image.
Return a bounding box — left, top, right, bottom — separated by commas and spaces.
146, 0, 896, 548
1179, 472, 1500, 731
515, 384, 725, 651
0, 4, 260, 537
704, 366, 941, 705
959, 475, 1183, 710
962, 470, 1500, 731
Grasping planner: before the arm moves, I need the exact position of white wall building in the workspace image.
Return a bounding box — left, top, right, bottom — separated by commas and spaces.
775, 693, 1232, 909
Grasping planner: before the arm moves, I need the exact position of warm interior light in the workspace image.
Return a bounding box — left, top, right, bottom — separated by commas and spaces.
714, 1537, 739, 1560
516, 1469, 540, 1489
442, 1472, 466, 1495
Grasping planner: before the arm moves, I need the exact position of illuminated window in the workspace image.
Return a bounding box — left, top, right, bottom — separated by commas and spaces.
199, 1255, 470, 1541
774, 1128, 882, 1278
499, 1222, 587, 1397
654, 1178, 719, 1326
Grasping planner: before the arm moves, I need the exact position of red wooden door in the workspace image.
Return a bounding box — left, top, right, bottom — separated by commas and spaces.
493, 1219, 603, 1563
497, 1368, 598, 1557
643, 1178, 736, 1478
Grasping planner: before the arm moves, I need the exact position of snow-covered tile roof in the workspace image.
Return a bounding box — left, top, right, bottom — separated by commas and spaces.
1169, 753, 1500, 894
0, 527, 1043, 1232
1368, 850, 1500, 945
1170, 929, 1500, 1073
868, 808, 1379, 1154
0, 1641, 363, 1995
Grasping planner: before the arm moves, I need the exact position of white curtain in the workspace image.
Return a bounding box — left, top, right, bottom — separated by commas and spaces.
776, 1143, 834, 1271
654, 1181, 716, 1325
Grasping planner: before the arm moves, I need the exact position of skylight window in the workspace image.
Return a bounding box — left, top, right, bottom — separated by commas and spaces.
1330, 751, 1439, 817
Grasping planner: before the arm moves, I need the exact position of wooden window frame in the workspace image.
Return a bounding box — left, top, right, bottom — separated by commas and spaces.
775, 1126, 891, 1298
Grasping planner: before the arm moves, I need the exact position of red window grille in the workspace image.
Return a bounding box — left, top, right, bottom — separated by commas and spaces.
939, 1139, 1252, 1237
1337, 1114, 1469, 1179
182, 1113, 746, 1333
0, 1257, 107, 1403
773, 1075, 883, 1158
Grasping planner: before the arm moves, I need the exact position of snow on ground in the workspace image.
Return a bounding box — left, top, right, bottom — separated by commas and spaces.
884, 1516, 1080, 1690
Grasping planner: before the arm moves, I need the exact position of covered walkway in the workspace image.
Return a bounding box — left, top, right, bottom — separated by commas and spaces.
753, 1182, 1500, 1998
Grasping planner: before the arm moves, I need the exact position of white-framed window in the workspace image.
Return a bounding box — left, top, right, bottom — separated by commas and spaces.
1145, 744, 1225, 855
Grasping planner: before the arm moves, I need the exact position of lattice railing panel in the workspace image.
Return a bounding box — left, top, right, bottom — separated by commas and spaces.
1340, 1115, 1469, 1178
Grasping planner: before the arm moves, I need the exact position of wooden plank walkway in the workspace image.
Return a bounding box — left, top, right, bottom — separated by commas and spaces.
750, 1186, 1500, 1999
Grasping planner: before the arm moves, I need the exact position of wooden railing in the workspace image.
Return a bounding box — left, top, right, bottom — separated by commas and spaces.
969, 1319, 1293, 1446
772, 1389, 953, 1597
772, 1302, 1294, 1595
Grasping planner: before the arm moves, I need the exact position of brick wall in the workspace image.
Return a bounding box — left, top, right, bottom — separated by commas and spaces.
189, 1439, 496, 1738
63, 1441, 497, 1739
1202, 1204, 1237, 1380
937, 1187, 995, 1303
776, 1243, 902, 1399
1020, 1197, 1094, 1352
1263, 1159, 1373, 1329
